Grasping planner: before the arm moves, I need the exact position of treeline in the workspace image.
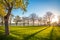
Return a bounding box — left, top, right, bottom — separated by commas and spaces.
0, 12, 60, 26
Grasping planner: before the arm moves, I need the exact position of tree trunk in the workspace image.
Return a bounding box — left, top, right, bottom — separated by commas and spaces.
49, 18, 50, 26
4, 7, 12, 35
4, 17, 9, 35
28, 20, 29, 26
23, 20, 25, 26
38, 22, 40, 26
33, 20, 34, 26
23, 22, 25, 26
16, 22, 18, 26
1, 21, 3, 26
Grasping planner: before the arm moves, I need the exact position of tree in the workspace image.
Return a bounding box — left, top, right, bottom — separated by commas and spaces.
45, 12, 54, 26
26, 17, 30, 26
24, 17, 30, 26
30, 13, 38, 26
22, 17, 30, 26
38, 17, 42, 26
0, 0, 28, 35
14, 16, 21, 26
22, 17, 26, 26
42, 16, 47, 25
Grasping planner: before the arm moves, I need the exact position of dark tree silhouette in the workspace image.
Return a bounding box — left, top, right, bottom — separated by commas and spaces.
38, 17, 42, 26
14, 16, 21, 26
22, 17, 25, 26
45, 12, 54, 26
29, 13, 38, 26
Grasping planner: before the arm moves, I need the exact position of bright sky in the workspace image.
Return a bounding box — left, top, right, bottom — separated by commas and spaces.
11, 0, 60, 17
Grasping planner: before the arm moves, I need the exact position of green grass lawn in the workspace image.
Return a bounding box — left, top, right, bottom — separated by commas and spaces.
0, 26, 60, 40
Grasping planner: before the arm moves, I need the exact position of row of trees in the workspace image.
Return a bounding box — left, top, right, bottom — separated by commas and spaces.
0, 12, 59, 26
1, 12, 60, 26
13, 13, 38, 26
13, 12, 54, 26
13, 12, 60, 26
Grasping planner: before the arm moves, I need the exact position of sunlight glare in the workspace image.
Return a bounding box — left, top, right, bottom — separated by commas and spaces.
51, 15, 58, 23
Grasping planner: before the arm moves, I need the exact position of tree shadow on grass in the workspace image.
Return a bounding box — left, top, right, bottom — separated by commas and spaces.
56, 37, 60, 40
49, 27, 53, 40
0, 31, 20, 40
23, 35, 50, 40
23, 27, 50, 40
0, 35, 20, 40
49, 27, 58, 40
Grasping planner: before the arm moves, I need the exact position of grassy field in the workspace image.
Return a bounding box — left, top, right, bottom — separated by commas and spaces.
0, 26, 60, 40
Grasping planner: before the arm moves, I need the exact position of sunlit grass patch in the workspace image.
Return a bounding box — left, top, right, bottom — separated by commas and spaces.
54, 27, 60, 37
9, 26, 46, 40
10, 26, 46, 35
0, 26, 60, 40
35, 27, 52, 39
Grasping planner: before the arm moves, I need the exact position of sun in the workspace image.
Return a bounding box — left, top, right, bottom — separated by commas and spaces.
51, 15, 58, 23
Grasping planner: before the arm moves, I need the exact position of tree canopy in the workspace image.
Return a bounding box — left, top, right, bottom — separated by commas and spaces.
0, 0, 28, 17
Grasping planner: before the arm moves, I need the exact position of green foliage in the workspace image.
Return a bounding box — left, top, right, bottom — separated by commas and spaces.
0, 4, 6, 17
0, 0, 28, 17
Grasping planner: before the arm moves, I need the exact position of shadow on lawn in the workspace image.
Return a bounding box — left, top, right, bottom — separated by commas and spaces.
0, 31, 20, 40
23, 26, 60, 40
49, 27, 54, 40
23, 27, 50, 40
49, 27, 60, 40
56, 37, 60, 40
24, 36, 50, 40
0, 26, 60, 40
